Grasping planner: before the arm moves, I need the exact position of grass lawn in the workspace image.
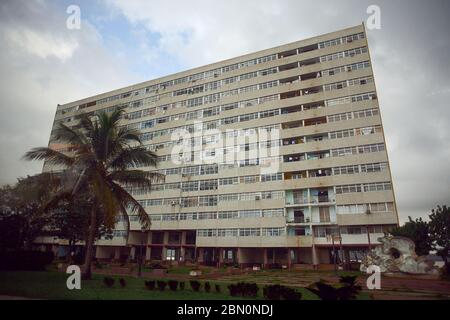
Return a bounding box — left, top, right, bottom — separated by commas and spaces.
0, 271, 320, 300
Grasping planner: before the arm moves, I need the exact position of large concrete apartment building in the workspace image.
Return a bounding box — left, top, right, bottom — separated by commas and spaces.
36, 24, 399, 267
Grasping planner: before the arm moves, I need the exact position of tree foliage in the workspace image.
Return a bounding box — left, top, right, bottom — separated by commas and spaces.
390, 216, 432, 255
429, 205, 450, 268
23, 109, 163, 279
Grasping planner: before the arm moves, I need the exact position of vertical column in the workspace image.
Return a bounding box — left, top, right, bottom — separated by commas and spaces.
287, 248, 292, 269
162, 231, 169, 261
312, 244, 319, 270
114, 247, 120, 260
180, 231, 186, 263
130, 247, 136, 261
263, 248, 268, 268
237, 248, 242, 268
146, 232, 152, 261
219, 248, 224, 267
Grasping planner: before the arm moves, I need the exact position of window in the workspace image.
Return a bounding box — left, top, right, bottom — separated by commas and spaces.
240, 176, 259, 184
333, 165, 359, 175
200, 179, 218, 191
187, 97, 203, 107
240, 210, 261, 218
199, 195, 218, 207
218, 211, 239, 219
335, 184, 363, 194
198, 212, 217, 220
262, 228, 285, 236
261, 173, 283, 182
239, 228, 260, 237
329, 129, 354, 139
262, 209, 284, 217
219, 194, 239, 202
181, 197, 198, 208
197, 229, 217, 237
141, 120, 155, 129
217, 229, 238, 237
181, 181, 199, 192
360, 162, 388, 173
219, 177, 239, 186
319, 207, 331, 222
331, 146, 357, 157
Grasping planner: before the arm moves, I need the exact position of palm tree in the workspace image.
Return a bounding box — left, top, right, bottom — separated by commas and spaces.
24, 109, 163, 279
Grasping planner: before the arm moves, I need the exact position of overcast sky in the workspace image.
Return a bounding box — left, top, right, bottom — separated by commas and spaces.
0, 0, 449, 223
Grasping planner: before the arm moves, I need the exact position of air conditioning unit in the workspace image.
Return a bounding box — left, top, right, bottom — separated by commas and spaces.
255, 195, 261, 200
171, 201, 177, 206
347, 66, 352, 72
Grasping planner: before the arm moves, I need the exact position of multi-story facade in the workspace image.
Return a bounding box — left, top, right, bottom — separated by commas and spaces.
37, 24, 398, 267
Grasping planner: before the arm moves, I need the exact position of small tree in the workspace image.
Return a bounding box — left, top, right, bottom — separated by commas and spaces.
429, 205, 450, 272
390, 216, 432, 255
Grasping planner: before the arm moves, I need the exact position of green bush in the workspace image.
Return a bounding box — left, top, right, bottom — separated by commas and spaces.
103, 277, 115, 288
306, 276, 361, 300
190, 280, 201, 292
157, 280, 167, 291
168, 280, 178, 291
263, 285, 302, 300
119, 278, 126, 288
215, 284, 221, 293
179, 282, 185, 290
228, 282, 259, 297
204, 282, 211, 293
144, 280, 155, 290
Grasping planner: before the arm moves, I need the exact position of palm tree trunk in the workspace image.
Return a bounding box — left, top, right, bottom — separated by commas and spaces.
82, 205, 97, 280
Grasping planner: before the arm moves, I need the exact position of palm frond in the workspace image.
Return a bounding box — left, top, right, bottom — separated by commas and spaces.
91, 171, 121, 229
110, 169, 164, 188
52, 123, 88, 146
110, 182, 151, 229
22, 147, 75, 167
108, 147, 159, 170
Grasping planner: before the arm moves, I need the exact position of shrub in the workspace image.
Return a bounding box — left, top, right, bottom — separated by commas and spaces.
119, 278, 126, 288
144, 280, 155, 290
263, 285, 302, 300
179, 282, 185, 290
228, 282, 259, 297
0, 251, 54, 271
306, 277, 361, 300
215, 284, 221, 293
204, 282, 211, 293
157, 280, 167, 291
190, 280, 201, 292
168, 280, 179, 291
103, 277, 115, 288
337, 276, 361, 300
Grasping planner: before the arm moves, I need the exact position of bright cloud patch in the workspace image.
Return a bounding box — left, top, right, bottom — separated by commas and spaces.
4, 28, 79, 62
